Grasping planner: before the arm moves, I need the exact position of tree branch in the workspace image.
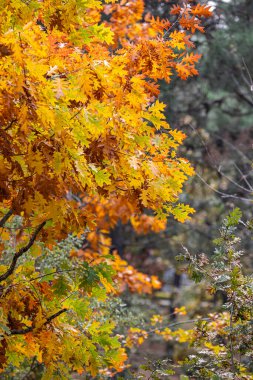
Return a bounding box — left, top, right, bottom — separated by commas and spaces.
147, 317, 211, 335
0, 221, 46, 283
196, 173, 252, 203
0, 209, 13, 228
9, 308, 68, 335
234, 163, 253, 191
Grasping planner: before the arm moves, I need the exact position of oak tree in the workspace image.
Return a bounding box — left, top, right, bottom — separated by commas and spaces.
0, 0, 211, 377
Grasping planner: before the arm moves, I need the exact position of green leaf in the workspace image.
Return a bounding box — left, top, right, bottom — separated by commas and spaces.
52, 275, 71, 296
94, 169, 111, 187
91, 24, 114, 45
0, 323, 11, 335
97, 262, 115, 282
68, 298, 89, 320
225, 208, 242, 227
79, 263, 99, 292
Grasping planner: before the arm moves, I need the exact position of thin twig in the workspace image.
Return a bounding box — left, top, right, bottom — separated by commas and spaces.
233, 163, 253, 191
163, 5, 187, 40
0, 221, 46, 283
9, 308, 68, 335
242, 57, 253, 86
30, 269, 75, 283
196, 173, 252, 203
213, 134, 251, 164
218, 168, 253, 193
4, 119, 16, 131
70, 108, 83, 120
147, 317, 211, 335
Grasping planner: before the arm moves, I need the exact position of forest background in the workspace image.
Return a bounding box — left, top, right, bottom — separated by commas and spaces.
0, 0, 252, 379
112, 0, 253, 377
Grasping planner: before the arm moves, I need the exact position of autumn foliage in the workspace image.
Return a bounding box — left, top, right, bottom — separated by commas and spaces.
0, 0, 212, 377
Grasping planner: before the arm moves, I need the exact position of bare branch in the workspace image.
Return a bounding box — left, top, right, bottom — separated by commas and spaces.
0, 209, 13, 228
196, 173, 252, 203
148, 317, 211, 335
233, 163, 253, 191
242, 57, 253, 87
187, 124, 253, 200
10, 308, 68, 335
217, 168, 253, 193
213, 134, 251, 164
0, 221, 46, 283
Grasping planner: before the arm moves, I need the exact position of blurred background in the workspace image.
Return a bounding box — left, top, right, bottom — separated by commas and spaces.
110, 0, 253, 377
